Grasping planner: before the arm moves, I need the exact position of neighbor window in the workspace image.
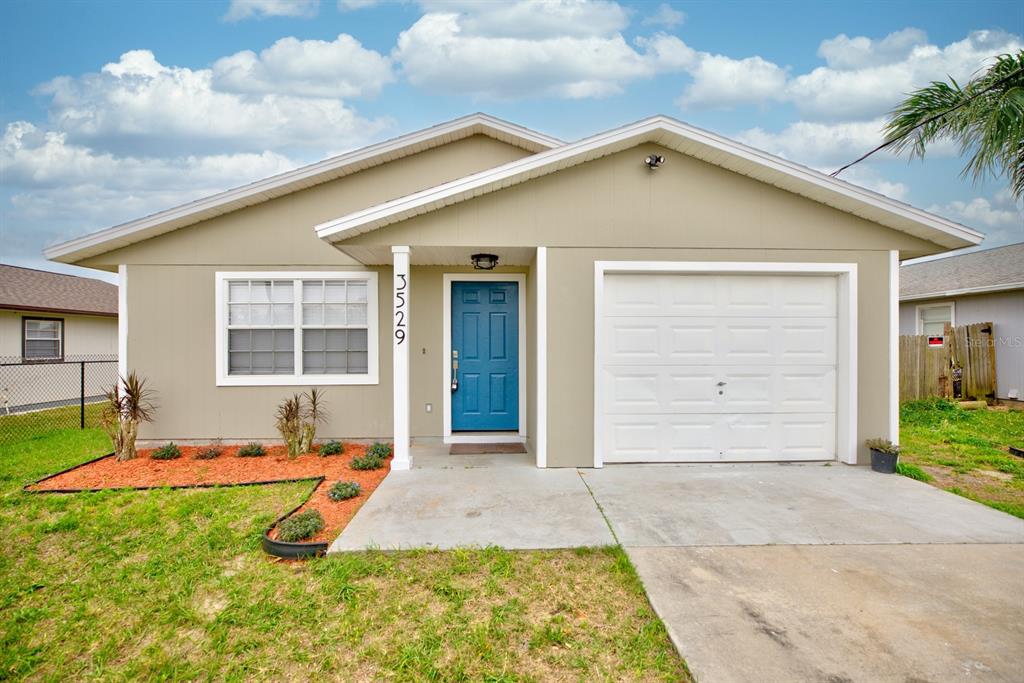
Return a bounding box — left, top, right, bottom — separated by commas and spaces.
917, 303, 954, 336
23, 318, 63, 361
217, 272, 378, 386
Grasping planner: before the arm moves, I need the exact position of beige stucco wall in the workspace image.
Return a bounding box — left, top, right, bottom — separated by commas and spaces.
126, 264, 530, 441
0, 309, 117, 359
79, 135, 534, 271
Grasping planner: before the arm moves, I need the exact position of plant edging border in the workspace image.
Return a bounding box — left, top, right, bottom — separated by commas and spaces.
24, 453, 332, 560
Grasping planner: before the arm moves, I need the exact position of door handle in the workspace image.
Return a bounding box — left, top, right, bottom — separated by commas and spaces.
451, 349, 459, 392
717, 381, 727, 387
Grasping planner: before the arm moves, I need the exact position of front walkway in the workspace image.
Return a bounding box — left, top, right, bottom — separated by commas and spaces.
328, 443, 614, 551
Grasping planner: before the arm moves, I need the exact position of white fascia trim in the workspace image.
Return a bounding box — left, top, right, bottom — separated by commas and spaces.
593, 260, 859, 467
900, 281, 1024, 301
536, 247, 548, 468
45, 114, 562, 264
214, 270, 379, 386
315, 115, 982, 248
442, 273, 527, 441
118, 264, 127, 382
889, 251, 899, 444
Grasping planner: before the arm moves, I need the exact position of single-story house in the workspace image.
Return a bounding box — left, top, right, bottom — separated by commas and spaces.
45, 113, 983, 468
0, 264, 118, 412
900, 243, 1023, 401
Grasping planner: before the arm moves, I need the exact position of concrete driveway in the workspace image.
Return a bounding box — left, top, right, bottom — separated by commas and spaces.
585, 464, 1024, 683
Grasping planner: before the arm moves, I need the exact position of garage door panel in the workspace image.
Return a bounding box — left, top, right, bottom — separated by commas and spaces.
604, 365, 835, 414
603, 273, 837, 317
602, 317, 836, 366
604, 414, 718, 463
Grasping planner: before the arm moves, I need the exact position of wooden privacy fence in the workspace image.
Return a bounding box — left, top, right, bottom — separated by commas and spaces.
900, 322, 997, 402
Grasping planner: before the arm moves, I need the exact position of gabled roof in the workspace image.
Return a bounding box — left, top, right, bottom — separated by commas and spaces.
0, 264, 117, 316
316, 115, 983, 251
901, 242, 1024, 301
45, 114, 563, 264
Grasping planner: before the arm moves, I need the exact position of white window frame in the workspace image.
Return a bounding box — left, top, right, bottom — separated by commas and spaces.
215, 271, 379, 386
23, 317, 64, 361
915, 302, 955, 336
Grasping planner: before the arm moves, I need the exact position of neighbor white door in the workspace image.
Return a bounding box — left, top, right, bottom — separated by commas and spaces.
599, 273, 838, 463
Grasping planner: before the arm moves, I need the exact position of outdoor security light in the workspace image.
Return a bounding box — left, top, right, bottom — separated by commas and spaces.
471, 253, 499, 270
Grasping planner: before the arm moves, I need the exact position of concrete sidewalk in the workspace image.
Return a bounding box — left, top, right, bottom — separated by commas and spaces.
329, 446, 613, 551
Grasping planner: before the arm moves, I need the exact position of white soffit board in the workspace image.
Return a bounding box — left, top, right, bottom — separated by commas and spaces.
44, 114, 563, 264
316, 115, 983, 251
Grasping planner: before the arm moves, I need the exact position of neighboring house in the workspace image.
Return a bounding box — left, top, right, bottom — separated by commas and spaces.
0, 264, 118, 412
45, 113, 982, 468
899, 243, 1024, 401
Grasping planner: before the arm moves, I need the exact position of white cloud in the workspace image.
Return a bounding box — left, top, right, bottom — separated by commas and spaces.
2, 120, 302, 254
789, 29, 1022, 120
817, 28, 928, 70
418, 0, 629, 39
737, 119, 892, 167
224, 0, 319, 21
212, 34, 394, 98
642, 3, 685, 28
928, 190, 1024, 246
36, 50, 390, 155
393, 11, 657, 99
677, 53, 788, 109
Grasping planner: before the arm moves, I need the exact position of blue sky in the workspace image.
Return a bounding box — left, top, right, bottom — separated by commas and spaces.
2, 0, 1022, 281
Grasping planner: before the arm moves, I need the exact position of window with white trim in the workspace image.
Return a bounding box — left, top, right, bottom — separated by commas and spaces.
23, 318, 63, 361
917, 303, 954, 337
217, 272, 378, 385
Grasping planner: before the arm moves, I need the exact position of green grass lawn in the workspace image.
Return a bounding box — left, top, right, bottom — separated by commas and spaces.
0, 418, 688, 681
899, 399, 1024, 519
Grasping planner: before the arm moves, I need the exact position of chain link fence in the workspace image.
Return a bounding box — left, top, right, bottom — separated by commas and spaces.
0, 355, 118, 445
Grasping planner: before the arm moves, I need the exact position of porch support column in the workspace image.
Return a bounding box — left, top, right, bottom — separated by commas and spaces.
392, 246, 412, 470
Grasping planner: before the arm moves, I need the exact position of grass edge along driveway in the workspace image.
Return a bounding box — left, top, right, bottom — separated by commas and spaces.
899, 399, 1024, 519
0, 415, 689, 682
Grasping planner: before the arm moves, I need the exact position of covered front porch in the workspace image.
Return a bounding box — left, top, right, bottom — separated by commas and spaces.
341, 244, 548, 471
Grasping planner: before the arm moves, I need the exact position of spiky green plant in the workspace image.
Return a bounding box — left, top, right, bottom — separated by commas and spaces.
275, 389, 328, 457
883, 51, 1024, 199
101, 372, 156, 462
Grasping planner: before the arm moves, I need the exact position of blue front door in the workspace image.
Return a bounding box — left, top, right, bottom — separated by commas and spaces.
452, 281, 519, 431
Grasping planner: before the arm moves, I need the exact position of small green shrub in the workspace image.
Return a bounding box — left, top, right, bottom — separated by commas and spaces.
195, 445, 222, 460
276, 509, 324, 542
896, 462, 932, 482
238, 442, 266, 457
328, 480, 361, 501
865, 438, 899, 455
367, 442, 392, 459
350, 453, 384, 470
319, 440, 343, 456
151, 442, 181, 460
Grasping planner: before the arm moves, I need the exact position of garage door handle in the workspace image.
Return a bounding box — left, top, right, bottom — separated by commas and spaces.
717, 381, 727, 386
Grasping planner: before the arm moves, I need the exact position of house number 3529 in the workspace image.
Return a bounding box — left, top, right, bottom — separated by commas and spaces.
394, 273, 408, 344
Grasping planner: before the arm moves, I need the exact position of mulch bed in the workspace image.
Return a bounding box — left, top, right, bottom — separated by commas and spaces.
28, 443, 391, 545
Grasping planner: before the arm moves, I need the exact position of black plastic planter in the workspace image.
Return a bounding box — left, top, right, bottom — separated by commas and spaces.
261, 532, 329, 559
870, 449, 898, 473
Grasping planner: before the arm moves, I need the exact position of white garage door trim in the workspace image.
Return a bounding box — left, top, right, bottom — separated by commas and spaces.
593, 261, 858, 467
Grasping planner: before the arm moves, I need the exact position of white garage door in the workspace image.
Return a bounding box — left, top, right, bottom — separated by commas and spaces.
599, 273, 838, 463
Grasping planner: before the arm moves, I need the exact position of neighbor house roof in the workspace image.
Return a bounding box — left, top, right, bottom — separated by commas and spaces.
0, 264, 118, 316
44, 114, 563, 264
316, 115, 982, 251
900, 242, 1024, 301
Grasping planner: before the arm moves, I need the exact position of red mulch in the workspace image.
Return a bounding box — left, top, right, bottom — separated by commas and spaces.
29, 442, 391, 545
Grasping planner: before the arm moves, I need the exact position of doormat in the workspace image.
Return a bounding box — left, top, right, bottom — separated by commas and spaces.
449, 442, 527, 455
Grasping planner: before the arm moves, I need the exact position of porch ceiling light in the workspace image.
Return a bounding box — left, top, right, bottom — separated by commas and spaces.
471, 253, 499, 270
